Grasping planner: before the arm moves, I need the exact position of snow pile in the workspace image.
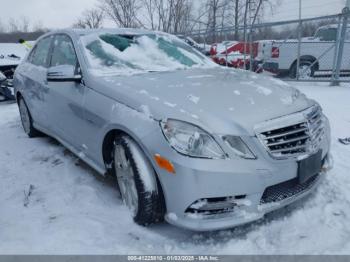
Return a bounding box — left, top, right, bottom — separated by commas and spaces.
0, 81, 350, 254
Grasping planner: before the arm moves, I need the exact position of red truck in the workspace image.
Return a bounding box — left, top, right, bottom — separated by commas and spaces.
210, 41, 260, 71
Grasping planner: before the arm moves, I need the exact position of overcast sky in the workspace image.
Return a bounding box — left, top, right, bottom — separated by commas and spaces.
0, 0, 346, 30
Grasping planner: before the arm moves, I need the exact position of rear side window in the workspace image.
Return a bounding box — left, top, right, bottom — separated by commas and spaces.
29, 37, 52, 67
50, 35, 78, 67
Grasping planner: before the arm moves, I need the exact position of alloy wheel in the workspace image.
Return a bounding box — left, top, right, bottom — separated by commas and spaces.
114, 143, 139, 216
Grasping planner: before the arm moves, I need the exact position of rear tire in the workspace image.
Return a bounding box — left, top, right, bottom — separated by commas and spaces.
18, 98, 41, 138
289, 60, 315, 79
113, 135, 165, 225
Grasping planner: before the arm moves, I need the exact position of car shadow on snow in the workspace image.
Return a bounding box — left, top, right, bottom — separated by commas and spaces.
0, 100, 16, 105
39, 135, 119, 190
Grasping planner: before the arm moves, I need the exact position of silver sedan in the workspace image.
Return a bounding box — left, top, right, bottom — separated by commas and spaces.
13, 29, 332, 231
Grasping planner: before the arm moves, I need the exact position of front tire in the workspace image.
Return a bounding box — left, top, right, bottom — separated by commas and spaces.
18, 98, 40, 138
113, 135, 165, 225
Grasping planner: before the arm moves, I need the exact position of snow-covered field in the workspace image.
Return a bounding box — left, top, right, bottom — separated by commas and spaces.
0, 81, 350, 255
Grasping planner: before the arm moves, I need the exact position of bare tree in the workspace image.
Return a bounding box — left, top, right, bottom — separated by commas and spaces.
93, 0, 277, 42
134, 0, 195, 33
192, 0, 278, 42
74, 8, 104, 29
233, 0, 247, 39
8, 18, 20, 32
0, 19, 5, 33
141, 0, 157, 30
99, 0, 140, 28
7, 16, 31, 32
171, 0, 193, 34
32, 20, 46, 32
177, 0, 194, 33
206, 0, 219, 40
20, 16, 30, 32
203, 0, 232, 42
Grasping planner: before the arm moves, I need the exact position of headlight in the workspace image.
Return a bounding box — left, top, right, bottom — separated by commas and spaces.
223, 136, 256, 159
160, 119, 225, 159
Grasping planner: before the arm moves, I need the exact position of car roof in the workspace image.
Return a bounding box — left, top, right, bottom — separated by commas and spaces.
36, 28, 172, 43
317, 24, 350, 30
73, 28, 157, 36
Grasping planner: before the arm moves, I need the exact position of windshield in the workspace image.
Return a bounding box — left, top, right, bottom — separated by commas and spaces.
81, 32, 214, 75
314, 28, 337, 41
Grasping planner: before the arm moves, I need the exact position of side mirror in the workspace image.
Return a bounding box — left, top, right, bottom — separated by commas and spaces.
47, 65, 82, 82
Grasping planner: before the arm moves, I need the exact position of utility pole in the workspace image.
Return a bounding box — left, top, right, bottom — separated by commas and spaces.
296, 0, 302, 80
331, 0, 350, 86
248, 1, 255, 72
234, 0, 239, 40
243, 0, 260, 71
243, 0, 249, 70
250, 0, 263, 72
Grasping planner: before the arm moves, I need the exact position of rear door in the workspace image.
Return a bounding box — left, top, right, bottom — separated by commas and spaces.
19, 36, 53, 127
46, 34, 86, 150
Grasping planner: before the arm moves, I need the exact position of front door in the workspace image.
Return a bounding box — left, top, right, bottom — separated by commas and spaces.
46, 34, 86, 151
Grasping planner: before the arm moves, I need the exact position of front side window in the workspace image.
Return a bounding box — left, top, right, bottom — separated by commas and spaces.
50, 35, 78, 67
29, 37, 52, 67
314, 28, 337, 41
346, 29, 350, 41
81, 32, 215, 75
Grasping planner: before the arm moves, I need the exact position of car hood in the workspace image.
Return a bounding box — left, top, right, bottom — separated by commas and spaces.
95, 67, 314, 136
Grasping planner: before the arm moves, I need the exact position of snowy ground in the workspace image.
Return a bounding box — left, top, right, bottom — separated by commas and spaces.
0, 81, 350, 255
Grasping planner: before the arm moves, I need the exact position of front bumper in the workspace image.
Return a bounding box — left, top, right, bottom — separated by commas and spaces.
165, 160, 328, 231
144, 124, 332, 231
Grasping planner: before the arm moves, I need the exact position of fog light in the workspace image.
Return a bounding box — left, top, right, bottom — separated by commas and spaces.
186, 196, 249, 214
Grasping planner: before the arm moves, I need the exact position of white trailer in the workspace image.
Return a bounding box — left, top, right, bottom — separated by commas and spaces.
258, 24, 350, 78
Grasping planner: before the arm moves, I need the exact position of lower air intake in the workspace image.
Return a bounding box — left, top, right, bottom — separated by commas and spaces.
260, 174, 320, 205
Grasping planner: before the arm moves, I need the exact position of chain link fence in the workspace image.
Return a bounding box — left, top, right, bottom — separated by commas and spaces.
181, 10, 350, 84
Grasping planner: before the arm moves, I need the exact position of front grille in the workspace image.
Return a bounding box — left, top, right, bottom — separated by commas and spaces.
257, 106, 324, 159
260, 174, 320, 204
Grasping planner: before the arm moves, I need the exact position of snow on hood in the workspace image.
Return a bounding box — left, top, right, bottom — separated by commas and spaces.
95, 67, 314, 136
